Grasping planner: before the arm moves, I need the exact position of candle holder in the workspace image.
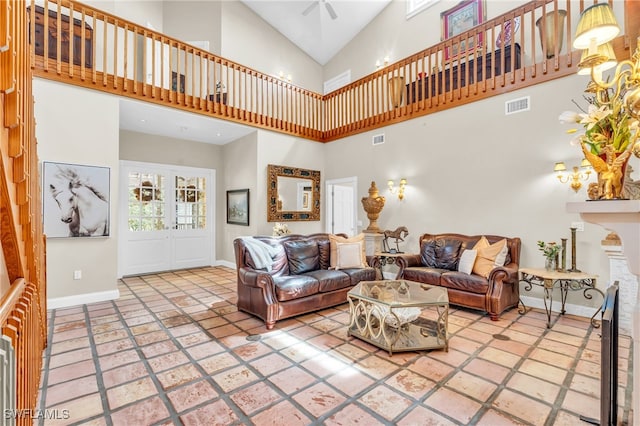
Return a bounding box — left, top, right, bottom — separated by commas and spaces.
568, 227, 581, 272
560, 238, 567, 272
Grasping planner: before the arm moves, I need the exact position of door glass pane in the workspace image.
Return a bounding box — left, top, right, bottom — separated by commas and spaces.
175, 175, 207, 230
128, 172, 166, 231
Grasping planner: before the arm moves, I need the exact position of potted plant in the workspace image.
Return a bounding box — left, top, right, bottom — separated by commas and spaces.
537, 240, 561, 271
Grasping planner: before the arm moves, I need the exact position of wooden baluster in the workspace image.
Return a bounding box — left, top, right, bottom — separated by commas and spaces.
68, 3, 74, 78
102, 12, 107, 86
113, 18, 118, 89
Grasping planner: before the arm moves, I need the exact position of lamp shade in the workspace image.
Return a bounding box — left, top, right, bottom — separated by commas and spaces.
573, 3, 620, 49
578, 41, 617, 75
554, 162, 567, 172
580, 158, 592, 168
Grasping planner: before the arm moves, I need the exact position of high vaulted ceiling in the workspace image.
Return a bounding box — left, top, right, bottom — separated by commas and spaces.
240, 0, 392, 65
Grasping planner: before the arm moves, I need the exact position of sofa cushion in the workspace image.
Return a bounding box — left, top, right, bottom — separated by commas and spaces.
402, 267, 445, 286
284, 240, 320, 274
340, 267, 376, 286
329, 234, 368, 269
472, 237, 508, 278
457, 249, 477, 275
305, 269, 352, 292
272, 275, 320, 302
441, 271, 489, 294
421, 238, 462, 270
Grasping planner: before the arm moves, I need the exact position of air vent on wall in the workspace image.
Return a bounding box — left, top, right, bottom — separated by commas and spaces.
505, 96, 530, 115
372, 133, 385, 145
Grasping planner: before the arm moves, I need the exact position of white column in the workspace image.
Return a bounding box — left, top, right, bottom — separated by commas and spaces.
363, 232, 383, 257
601, 237, 638, 336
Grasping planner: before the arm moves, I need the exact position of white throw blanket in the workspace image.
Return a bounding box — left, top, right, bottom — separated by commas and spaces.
240, 237, 281, 272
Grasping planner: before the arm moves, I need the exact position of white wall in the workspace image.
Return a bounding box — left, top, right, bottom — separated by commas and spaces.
220, 1, 324, 93
322, 73, 637, 308
34, 79, 120, 305
221, 132, 258, 263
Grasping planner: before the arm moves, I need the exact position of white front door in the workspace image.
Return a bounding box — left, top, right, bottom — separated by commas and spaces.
119, 161, 214, 277
326, 177, 357, 236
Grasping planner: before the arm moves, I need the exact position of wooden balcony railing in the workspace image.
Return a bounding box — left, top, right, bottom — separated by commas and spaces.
28, 0, 636, 143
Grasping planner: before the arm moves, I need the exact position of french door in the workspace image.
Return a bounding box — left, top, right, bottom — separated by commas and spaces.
119, 161, 215, 277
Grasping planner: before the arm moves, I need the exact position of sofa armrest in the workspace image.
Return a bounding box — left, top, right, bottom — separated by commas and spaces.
488, 263, 519, 285
238, 267, 278, 304
395, 254, 422, 278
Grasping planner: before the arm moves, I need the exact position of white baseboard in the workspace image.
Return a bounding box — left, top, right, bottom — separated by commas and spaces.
48, 289, 120, 310
520, 295, 599, 319
215, 260, 236, 269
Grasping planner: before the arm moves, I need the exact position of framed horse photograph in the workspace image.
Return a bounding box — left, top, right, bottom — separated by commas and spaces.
42, 161, 110, 238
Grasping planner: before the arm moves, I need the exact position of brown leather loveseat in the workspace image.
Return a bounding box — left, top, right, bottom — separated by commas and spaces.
234, 233, 376, 329
396, 233, 521, 321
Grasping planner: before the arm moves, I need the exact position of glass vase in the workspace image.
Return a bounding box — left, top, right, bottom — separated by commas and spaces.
545, 257, 557, 272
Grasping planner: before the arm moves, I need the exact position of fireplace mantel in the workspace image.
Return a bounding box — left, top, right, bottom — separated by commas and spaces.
566, 200, 640, 275
567, 200, 640, 423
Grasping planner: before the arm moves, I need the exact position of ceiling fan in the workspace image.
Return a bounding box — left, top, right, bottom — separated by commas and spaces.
302, 0, 338, 20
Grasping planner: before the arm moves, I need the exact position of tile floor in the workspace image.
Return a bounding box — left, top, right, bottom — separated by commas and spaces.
36, 266, 633, 425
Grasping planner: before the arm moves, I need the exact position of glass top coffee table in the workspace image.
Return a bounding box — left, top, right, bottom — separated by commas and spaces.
347, 280, 449, 355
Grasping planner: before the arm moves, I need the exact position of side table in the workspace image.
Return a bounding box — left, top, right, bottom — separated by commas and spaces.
519, 267, 603, 328
371, 252, 408, 279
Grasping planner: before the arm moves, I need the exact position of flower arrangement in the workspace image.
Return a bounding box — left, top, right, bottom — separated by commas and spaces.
558, 89, 638, 156
272, 222, 291, 237
537, 240, 561, 260
215, 81, 226, 94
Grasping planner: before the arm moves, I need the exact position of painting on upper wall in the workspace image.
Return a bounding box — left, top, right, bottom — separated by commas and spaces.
227, 189, 250, 226
441, 0, 486, 60
42, 161, 110, 238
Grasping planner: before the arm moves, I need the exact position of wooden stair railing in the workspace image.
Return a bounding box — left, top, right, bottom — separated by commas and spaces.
1, 0, 47, 423
29, 0, 636, 143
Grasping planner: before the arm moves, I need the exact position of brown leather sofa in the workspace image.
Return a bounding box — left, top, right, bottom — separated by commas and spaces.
233, 233, 376, 329
396, 233, 521, 321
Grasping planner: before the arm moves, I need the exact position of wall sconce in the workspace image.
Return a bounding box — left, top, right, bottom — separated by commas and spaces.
278, 71, 292, 82
375, 56, 390, 70
388, 178, 407, 200
554, 159, 592, 192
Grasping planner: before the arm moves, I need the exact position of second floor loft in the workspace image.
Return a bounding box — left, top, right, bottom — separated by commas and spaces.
8, 0, 640, 143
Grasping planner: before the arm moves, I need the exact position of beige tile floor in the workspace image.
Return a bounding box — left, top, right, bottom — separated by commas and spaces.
36, 267, 633, 425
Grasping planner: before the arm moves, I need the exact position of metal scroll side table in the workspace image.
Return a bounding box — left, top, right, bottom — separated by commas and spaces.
370, 252, 408, 279
518, 267, 603, 328
347, 280, 449, 355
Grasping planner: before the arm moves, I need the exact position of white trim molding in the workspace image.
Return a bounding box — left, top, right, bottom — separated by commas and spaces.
48, 289, 120, 310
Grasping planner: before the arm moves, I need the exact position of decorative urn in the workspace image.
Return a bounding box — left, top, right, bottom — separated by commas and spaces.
361, 181, 386, 233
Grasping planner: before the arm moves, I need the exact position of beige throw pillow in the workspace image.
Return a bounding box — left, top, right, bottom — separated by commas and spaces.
335, 242, 363, 269
329, 233, 368, 269
457, 249, 477, 275
472, 237, 508, 278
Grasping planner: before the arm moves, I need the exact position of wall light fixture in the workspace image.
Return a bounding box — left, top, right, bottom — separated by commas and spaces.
388, 178, 407, 200
554, 159, 592, 192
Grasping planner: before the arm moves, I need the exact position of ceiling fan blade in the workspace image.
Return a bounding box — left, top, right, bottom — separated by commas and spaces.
324, 1, 338, 20
302, 1, 318, 16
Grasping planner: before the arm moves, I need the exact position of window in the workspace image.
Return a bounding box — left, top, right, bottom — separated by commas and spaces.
406, 0, 440, 19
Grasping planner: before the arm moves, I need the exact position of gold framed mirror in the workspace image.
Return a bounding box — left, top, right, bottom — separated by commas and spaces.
267, 164, 320, 221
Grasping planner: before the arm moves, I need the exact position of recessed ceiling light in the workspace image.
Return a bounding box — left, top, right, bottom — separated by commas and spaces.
216, 132, 221, 137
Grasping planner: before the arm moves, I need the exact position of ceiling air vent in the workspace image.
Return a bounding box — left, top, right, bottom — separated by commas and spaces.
372, 133, 385, 145
505, 96, 530, 115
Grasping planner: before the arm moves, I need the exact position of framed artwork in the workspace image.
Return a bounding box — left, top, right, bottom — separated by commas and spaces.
171, 71, 185, 93
227, 189, 249, 226
42, 161, 110, 238
441, 0, 486, 60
